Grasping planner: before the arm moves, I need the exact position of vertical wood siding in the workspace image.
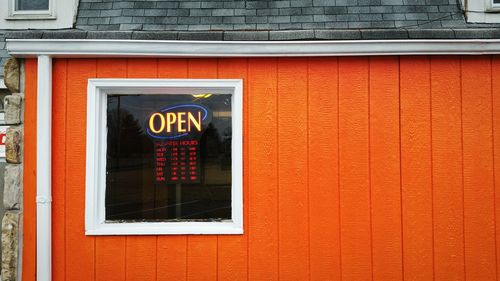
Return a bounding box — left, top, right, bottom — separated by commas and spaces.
23, 56, 500, 281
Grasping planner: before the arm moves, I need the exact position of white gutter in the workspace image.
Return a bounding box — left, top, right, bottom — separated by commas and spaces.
36, 55, 52, 281
5, 38, 500, 281
6, 39, 500, 57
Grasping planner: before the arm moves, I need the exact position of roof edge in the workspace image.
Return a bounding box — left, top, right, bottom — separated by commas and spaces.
6, 38, 500, 57
4, 28, 500, 41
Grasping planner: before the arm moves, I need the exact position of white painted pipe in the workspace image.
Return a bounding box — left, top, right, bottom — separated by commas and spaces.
36, 55, 52, 281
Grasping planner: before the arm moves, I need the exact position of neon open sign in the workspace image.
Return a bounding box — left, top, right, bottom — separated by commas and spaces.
146, 104, 212, 140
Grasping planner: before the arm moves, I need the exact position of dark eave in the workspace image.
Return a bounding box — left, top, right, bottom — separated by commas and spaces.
4, 28, 500, 41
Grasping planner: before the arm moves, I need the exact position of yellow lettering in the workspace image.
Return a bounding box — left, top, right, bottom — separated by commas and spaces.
149, 113, 165, 134
188, 111, 202, 132
166, 112, 176, 133
177, 112, 186, 132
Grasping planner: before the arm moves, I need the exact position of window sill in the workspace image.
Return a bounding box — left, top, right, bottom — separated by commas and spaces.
6, 15, 56, 20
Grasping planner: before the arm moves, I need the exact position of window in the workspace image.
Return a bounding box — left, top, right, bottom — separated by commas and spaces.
15, 0, 49, 11
85, 79, 243, 235
466, 0, 500, 22
1, 0, 78, 29
7, 0, 55, 19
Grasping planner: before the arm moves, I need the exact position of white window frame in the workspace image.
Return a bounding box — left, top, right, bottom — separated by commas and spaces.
466, 0, 500, 22
85, 79, 243, 235
7, 0, 55, 20
487, 0, 500, 10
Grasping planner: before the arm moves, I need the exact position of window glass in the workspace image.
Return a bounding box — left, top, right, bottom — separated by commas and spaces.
105, 94, 232, 222
495, 0, 500, 4
15, 0, 49, 11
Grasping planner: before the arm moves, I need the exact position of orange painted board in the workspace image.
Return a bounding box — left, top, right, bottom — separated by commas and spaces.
95, 59, 128, 281
461, 56, 497, 280
125, 58, 158, 281
22, 56, 500, 281
23, 59, 38, 281
338, 57, 372, 281
217, 58, 248, 281
493, 56, 500, 280
277, 58, 309, 281
186, 59, 218, 281
247, 58, 279, 281
400, 56, 434, 281
52, 59, 68, 281
430, 56, 465, 281
65, 59, 97, 281
156, 58, 189, 281
369, 56, 403, 281
307, 57, 341, 281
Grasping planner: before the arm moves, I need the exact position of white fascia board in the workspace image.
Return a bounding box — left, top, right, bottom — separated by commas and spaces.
6, 39, 500, 57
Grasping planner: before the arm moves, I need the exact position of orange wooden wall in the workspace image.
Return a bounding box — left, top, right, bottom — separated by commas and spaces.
23, 56, 500, 281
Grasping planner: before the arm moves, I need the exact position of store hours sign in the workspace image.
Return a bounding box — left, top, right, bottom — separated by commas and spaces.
146, 104, 213, 184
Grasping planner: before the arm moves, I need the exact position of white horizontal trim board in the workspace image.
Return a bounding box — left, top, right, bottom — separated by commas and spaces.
6, 39, 500, 57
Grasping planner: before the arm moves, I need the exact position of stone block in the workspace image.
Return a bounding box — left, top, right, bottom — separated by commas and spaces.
5, 127, 22, 164
4, 165, 22, 210
1, 211, 19, 281
4, 94, 22, 125
3, 58, 20, 94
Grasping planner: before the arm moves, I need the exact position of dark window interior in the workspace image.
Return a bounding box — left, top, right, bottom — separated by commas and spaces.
105, 94, 232, 222
16, 0, 49, 11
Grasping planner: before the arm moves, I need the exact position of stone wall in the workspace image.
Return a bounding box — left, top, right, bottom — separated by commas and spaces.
2, 58, 23, 281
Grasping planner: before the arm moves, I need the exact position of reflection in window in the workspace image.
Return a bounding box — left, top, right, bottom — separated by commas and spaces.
16, 0, 49, 11
105, 94, 232, 222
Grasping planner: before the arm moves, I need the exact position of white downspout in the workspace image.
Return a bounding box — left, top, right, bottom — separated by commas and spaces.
36, 55, 52, 281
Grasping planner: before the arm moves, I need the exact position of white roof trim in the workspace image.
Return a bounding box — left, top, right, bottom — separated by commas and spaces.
0, 80, 6, 89
6, 39, 500, 57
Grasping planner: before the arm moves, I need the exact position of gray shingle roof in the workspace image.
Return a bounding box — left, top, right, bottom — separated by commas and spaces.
75, 0, 468, 31
5, 28, 500, 41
